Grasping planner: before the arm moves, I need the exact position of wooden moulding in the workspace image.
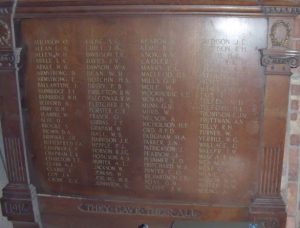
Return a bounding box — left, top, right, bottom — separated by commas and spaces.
14, 2, 300, 18
15, 5, 263, 18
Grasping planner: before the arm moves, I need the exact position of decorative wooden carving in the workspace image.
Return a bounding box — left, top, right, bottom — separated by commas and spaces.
249, 13, 297, 227
261, 49, 300, 75
0, 1, 40, 227
0, 19, 11, 47
260, 146, 283, 195
263, 6, 300, 15
270, 21, 291, 48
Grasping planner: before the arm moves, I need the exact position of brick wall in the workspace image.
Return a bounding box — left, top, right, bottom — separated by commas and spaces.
282, 16, 300, 228
282, 74, 300, 228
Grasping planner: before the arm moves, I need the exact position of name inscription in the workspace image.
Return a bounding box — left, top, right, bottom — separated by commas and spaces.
24, 17, 265, 203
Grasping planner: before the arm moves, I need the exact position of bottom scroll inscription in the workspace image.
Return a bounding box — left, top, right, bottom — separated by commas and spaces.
79, 202, 201, 218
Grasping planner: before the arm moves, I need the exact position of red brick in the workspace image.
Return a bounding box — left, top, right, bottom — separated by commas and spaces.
291, 113, 298, 121
291, 100, 299, 111
290, 134, 300, 146
291, 85, 300, 96
287, 183, 298, 216
286, 216, 296, 228
288, 147, 299, 181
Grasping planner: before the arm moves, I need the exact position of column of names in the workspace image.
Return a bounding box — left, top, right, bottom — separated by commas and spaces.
196, 38, 249, 194
86, 39, 131, 189
140, 38, 189, 193
34, 39, 80, 184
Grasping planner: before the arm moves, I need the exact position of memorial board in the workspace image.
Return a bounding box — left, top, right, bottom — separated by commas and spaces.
22, 16, 266, 205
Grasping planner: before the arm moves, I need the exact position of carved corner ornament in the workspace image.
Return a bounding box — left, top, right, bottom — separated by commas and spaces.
260, 49, 300, 75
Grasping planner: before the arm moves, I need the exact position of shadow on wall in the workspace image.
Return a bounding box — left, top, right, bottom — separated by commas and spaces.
0, 119, 13, 228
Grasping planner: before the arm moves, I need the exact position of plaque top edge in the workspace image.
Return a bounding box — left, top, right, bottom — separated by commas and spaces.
13, 4, 300, 17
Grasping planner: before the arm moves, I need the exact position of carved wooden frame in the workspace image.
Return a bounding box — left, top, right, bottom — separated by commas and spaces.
0, 1, 40, 227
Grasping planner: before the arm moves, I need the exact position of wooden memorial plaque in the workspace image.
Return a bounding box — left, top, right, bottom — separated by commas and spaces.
0, 1, 299, 228
23, 16, 265, 202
